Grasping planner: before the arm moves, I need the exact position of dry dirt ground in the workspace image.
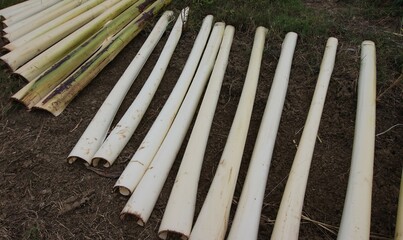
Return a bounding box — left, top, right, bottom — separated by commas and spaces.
0, 1, 402, 240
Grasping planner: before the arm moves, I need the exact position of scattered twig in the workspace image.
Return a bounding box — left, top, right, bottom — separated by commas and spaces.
23, 207, 39, 219
56, 220, 75, 237
295, 126, 304, 135
377, 71, 403, 101
302, 214, 338, 235
86, 165, 122, 179
70, 118, 83, 133
376, 123, 403, 137
58, 190, 95, 215
2, 119, 8, 131
33, 121, 45, 145
300, 213, 392, 240
384, 30, 403, 37
264, 173, 289, 199
317, 134, 323, 143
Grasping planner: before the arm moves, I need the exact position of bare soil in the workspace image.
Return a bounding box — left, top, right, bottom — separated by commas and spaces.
0, 1, 402, 239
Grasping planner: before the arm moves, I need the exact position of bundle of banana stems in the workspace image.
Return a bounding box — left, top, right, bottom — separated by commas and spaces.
0, 0, 171, 116
0, 0, 61, 27
0, 0, 46, 20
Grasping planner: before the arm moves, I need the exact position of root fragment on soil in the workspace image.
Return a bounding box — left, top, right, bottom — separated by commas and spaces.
300, 214, 392, 240
377, 71, 403, 101
262, 211, 393, 240
58, 189, 95, 215
69, 118, 83, 133
86, 165, 122, 179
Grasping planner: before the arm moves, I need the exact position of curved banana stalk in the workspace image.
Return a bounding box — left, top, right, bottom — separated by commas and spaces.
227, 32, 298, 240
189, 26, 268, 240
337, 41, 376, 240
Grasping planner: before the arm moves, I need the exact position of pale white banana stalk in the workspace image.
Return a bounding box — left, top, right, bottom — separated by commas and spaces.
337, 40, 376, 240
